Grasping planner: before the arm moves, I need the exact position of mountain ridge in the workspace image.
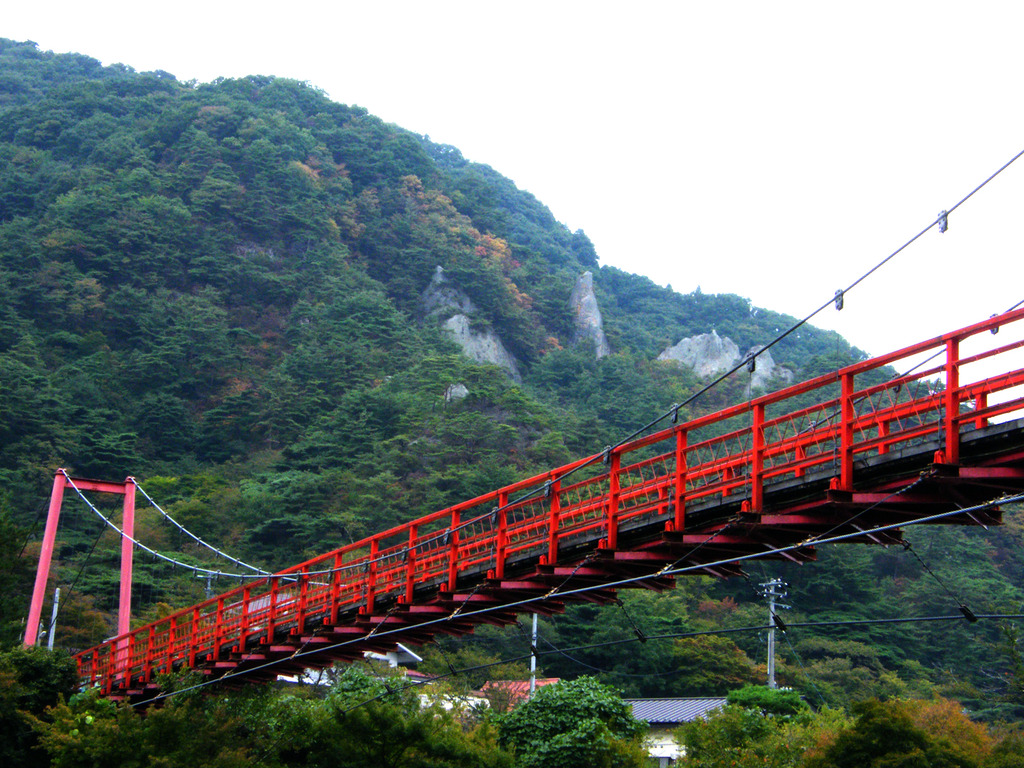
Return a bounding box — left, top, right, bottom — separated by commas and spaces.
2, 39, 1021, 721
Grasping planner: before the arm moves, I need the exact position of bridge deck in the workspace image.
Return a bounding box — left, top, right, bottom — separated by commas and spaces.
71, 309, 1024, 701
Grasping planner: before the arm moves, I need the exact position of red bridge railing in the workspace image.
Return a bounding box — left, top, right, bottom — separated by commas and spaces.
74, 309, 1024, 692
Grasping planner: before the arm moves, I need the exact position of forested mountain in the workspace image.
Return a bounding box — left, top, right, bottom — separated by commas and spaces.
1, 38, 1022, 724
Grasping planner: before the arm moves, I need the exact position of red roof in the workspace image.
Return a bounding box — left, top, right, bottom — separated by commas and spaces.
481, 678, 560, 707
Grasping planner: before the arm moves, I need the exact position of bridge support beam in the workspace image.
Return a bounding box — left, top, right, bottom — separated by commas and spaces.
24, 470, 137, 651
118, 482, 137, 646
24, 472, 68, 646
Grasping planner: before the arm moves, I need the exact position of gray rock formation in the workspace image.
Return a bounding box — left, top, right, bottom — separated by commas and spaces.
421, 266, 522, 382
422, 265, 477, 316
658, 332, 793, 393
743, 346, 794, 391
568, 271, 610, 358
442, 314, 522, 382
658, 330, 740, 377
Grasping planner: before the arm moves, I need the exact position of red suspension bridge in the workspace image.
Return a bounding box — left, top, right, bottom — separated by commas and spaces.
26, 309, 1024, 702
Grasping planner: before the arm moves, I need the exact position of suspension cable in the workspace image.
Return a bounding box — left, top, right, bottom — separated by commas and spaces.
137, 608, 1024, 709
126, 491, 1022, 709
132, 480, 269, 575
60, 470, 265, 580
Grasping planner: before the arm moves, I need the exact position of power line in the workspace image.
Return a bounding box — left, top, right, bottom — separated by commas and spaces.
82, 147, 1024, 701
44, 519, 108, 641
172, 147, 1024, 716
132, 492, 1021, 707
132, 480, 269, 575
780, 630, 828, 707
899, 536, 978, 622
61, 472, 267, 580
294, 612, 1024, 717
536, 631, 678, 679
100, 266, 1024, 591
16, 499, 48, 559
414, 144, 1024, 560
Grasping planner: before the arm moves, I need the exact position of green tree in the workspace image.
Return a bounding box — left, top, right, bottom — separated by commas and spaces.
726, 684, 809, 716
804, 699, 979, 768
678, 701, 849, 768
271, 666, 511, 768
0, 646, 79, 768
33, 667, 512, 768
0, 506, 37, 646
668, 635, 761, 695
34, 688, 252, 768
985, 731, 1024, 768
496, 677, 648, 768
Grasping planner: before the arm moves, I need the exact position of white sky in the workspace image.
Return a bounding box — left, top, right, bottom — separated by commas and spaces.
6, 1, 1024, 362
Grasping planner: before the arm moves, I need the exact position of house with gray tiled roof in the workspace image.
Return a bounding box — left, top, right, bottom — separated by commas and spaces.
626, 697, 728, 766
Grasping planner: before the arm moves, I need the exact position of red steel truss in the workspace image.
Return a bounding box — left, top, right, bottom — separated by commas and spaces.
67, 309, 1024, 701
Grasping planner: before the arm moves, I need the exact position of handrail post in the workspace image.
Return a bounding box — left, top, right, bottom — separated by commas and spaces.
751, 403, 765, 512
102, 645, 114, 695
166, 615, 177, 675
673, 429, 687, 531
188, 606, 200, 667
366, 539, 380, 613
606, 452, 621, 550
237, 585, 252, 652
975, 391, 989, 430
212, 597, 225, 659
265, 577, 279, 643
124, 633, 136, 686
495, 492, 509, 578
547, 481, 562, 564
446, 512, 460, 591
143, 626, 155, 682
296, 568, 309, 634
840, 371, 855, 490
329, 553, 343, 623
82, 652, 96, 687
404, 525, 418, 603
945, 338, 960, 463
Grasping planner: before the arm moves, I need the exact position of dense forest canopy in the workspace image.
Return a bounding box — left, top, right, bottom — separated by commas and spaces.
1, 37, 1023, 741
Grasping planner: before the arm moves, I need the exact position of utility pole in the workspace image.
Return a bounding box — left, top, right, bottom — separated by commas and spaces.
196, 572, 214, 599
760, 578, 789, 689
46, 587, 60, 650
529, 612, 538, 697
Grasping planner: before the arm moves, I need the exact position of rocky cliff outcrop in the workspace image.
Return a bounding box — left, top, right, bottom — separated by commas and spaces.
441, 314, 522, 382
421, 266, 522, 382
422, 265, 477, 317
568, 271, 610, 358
658, 331, 792, 392
658, 330, 739, 378
742, 345, 794, 391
